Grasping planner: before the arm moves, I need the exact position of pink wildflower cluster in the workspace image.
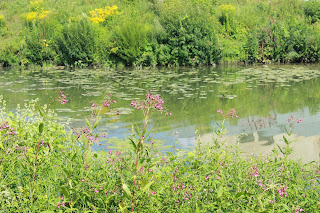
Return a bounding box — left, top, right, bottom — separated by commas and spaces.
257, 179, 268, 191
0, 122, 15, 135
57, 196, 65, 208
250, 165, 259, 177
227, 108, 238, 118
295, 208, 304, 213
131, 91, 172, 116
287, 115, 302, 124
150, 190, 157, 196
58, 91, 67, 105
217, 108, 238, 118
90, 93, 119, 115
277, 185, 288, 198
101, 94, 116, 108
74, 127, 98, 144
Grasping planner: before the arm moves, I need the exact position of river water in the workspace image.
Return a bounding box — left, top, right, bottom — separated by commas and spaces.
1, 65, 320, 162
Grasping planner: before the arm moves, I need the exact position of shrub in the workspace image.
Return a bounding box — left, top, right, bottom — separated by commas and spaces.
303, 0, 320, 23
111, 19, 151, 65
0, 44, 20, 67
54, 16, 96, 65
219, 4, 237, 35
155, 0, 220, 65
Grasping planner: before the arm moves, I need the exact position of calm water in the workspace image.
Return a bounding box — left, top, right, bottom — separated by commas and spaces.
1, 65, 320, 161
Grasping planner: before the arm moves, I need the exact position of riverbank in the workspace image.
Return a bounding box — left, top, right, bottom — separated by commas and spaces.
1, 0, 320, 67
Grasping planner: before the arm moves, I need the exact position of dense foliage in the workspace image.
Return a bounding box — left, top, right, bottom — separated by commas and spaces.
0, 93, 319, 212
2, 0, 320, 67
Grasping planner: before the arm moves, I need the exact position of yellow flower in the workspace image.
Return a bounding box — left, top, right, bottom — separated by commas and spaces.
26, 11, 37, 21
38, 10, 51, 20
89, 5, 118, 24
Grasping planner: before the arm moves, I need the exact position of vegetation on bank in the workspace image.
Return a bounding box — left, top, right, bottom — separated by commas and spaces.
2, 0, 320, 67
0, 92, 319, 212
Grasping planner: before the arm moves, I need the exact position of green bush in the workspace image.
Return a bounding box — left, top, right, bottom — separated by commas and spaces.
303, 0, 320, 23
0, 44, 20, 67
111, 19, 152, 65
155, 0, 220, 65
54, 16, 96, 65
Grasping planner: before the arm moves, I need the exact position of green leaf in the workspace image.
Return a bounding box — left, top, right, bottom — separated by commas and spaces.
85, 117, 92, 130
38, 107, 45, 117
39, 122, 44, 134
122, 183, 132, 198
129, 138, 137, 152
92, 118, 99, 129
142, 181, 153, 193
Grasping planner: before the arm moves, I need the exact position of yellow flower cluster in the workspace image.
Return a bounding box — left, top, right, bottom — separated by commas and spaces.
89, 5, 118, 24
26, 10, 51, 21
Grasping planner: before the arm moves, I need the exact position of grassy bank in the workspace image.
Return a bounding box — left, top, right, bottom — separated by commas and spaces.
0, 93, 319, 212
1, 0, 320, 67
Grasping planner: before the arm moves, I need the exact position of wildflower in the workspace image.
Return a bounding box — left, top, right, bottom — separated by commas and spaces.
169, 112, 173, 116
58, 91, 67, 104
148, 169, 152, 172
298, 119, 302, 123
295, 208, 304, 212
82, 178, 85, 182
117, 111, 120, 115
277, 186, 288, 198
113, 100, 116, 103
217, 109, 223, 114
216, 176, 221, 180
226, 108, 238, 118
94, 189, 99, 193
60, 202, 65, 207
140, 167, 144, 172
205, 176, 209, 181
60, 196, 63, 200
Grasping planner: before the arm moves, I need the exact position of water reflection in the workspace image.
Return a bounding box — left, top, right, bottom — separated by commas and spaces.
1, 65, 320, 160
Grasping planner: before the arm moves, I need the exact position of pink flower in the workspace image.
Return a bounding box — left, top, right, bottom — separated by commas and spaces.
216, 176, 221, 180
217, 109, 223, 114
117, 111, 120, 115
169, 112, 173, 116
113, 100, 116, 103
148, 169, 152, 172
82, 178, 85, 182
94, 189, 99, 193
